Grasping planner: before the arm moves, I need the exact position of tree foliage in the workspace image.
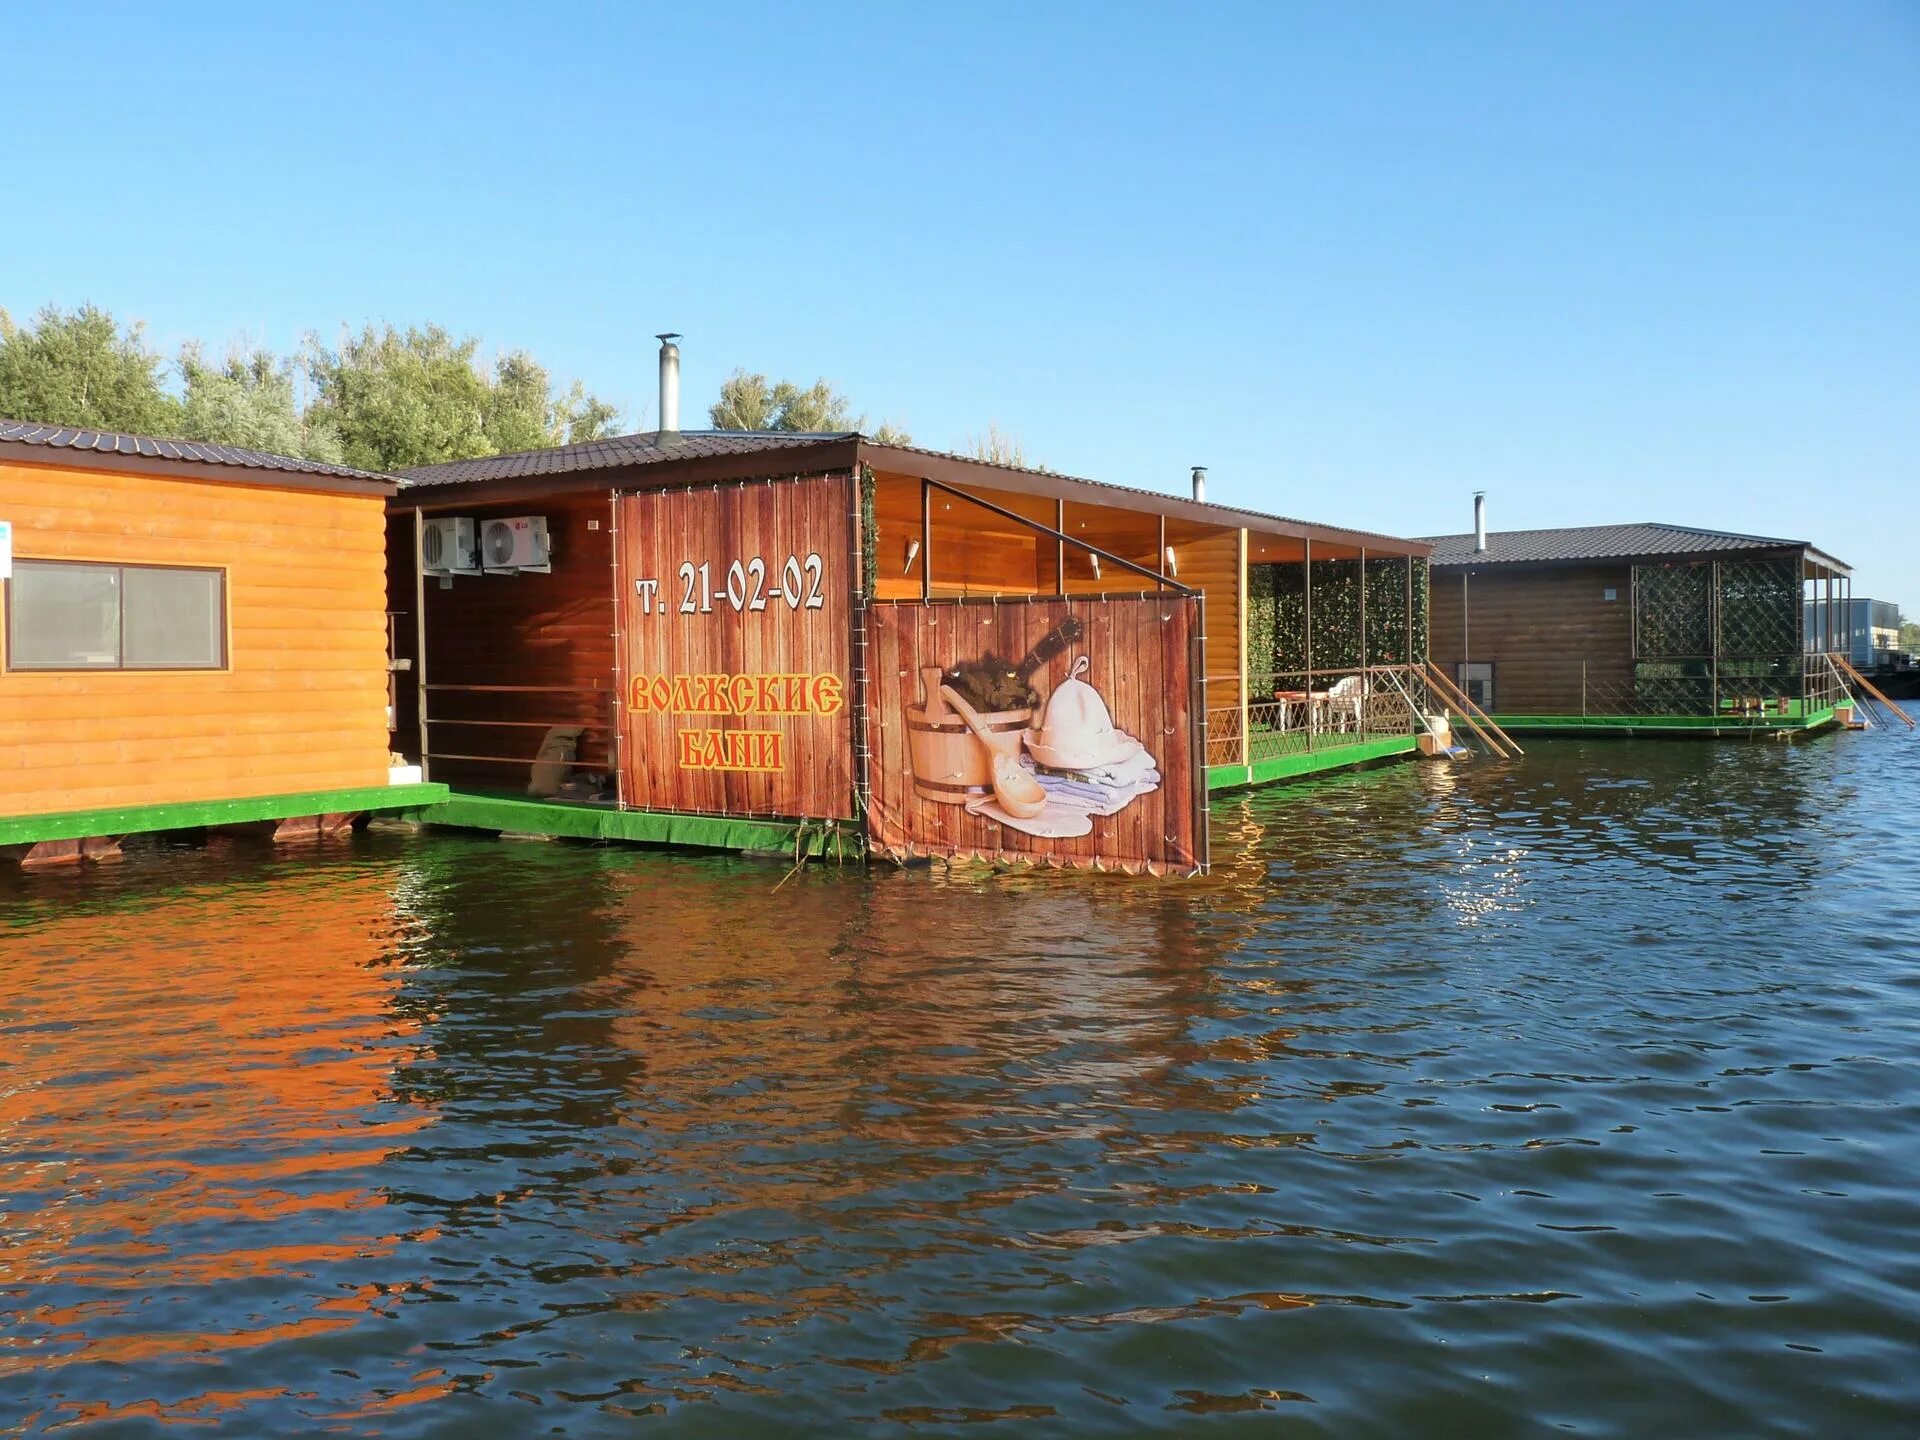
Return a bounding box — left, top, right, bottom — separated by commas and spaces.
179, 345, 341, 461
709, 367, 910, 443
965, 423, 1036, 469
0, 304, 182, 435
298, 324, 625, 473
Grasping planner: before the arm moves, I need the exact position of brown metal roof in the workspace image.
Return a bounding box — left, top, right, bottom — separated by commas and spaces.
398, 428, 1430, 557
1422, 521, 1849, 576
398, 429, 859, 485
0, 419, 398, 489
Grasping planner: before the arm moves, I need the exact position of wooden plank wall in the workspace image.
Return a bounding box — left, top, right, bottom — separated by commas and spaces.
0, 459, 390, 816
1428, 563, 1633, 712
397, 494, 617, 791
1179, 529, 1243, 711
866, 597, 1203, 874
617, 474, 855, 820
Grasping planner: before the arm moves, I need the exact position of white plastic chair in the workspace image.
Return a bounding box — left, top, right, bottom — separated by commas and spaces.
1324, 674, 1366, 732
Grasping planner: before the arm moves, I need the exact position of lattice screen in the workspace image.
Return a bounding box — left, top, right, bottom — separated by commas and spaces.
1634, 564, 1712, 658
1716, 558, 1800, 657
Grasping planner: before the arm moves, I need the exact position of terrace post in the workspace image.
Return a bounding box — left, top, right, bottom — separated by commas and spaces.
1405, 554, 1414, 727
1359, 545, 1368, 735
1055, 498, 1066, 595
1304, 536, 1314, 749
413, 506, 430, 780
1237, 528, 1251, 769
920, 478, 933, 601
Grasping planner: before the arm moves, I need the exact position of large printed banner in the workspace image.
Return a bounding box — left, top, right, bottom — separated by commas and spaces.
866, 596, 1206, 875
618, 475, 855, 819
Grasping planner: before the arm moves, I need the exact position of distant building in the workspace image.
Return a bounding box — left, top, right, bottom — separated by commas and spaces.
1422, 518, 1854, 734
1806, 597, 1902, 668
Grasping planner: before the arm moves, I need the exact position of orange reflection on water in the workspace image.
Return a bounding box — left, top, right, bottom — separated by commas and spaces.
0, 863, 435, 1371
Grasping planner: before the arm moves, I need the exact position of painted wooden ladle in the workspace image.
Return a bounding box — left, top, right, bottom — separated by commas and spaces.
939, 684, 1049, 820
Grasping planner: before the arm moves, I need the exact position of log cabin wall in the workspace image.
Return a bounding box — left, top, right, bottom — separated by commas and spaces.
0, 457, 391, 817
395, 492, 618, 792
1176, 529, 1243, 713
1428, 563, 1632, 713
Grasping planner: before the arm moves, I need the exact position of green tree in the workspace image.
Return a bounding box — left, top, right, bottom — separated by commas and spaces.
300, 324, 623, 472
709, 368, 910, 443
301, 324, 494, 473
1900, 617, 1920, 654
0, 304, 182, 435
966, 423, 1032, 468
178, 344, 342, 461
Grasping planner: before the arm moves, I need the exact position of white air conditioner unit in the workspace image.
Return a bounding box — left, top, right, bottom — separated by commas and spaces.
481, 515, 551, 573
421, 516, 479, 575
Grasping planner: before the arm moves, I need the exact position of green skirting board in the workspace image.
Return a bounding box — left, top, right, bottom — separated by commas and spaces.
0, 783, 450, 848
1487, 708, 1838, 737
1207, 735, 1419, 793
394, 791, 865, 859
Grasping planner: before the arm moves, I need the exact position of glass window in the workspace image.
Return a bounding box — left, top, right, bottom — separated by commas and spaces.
6, 561, 225, 671
124, 567, 224, 667
7, 562, 121, 668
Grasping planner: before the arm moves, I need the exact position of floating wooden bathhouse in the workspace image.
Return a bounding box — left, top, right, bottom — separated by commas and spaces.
383, 338, 1439, 873
1424, 502, 1858, 736
0, 341, 1453, 875
0, 421, 444, 865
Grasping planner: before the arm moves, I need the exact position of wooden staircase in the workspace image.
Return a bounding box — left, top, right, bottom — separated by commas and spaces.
1423, 663, 1524, 758
1829, 653, 1916, 730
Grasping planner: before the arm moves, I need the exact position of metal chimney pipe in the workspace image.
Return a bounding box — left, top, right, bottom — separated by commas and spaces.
1473, 491, 1487, 552
1191, 466, 1208, 503
656, 333, 682, 441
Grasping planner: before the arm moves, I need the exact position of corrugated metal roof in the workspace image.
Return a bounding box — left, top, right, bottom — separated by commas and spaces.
1421, 521, 1815, 568
0, 419, 396, 483
398, 429, 857, 485
399, 428, 1429, 553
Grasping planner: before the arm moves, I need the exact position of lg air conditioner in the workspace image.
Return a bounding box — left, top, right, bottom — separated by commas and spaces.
481, 516, 552, 573
421, 516, 479, 575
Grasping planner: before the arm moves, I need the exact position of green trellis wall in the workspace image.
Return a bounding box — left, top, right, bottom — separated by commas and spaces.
1247, 557, 1429, 676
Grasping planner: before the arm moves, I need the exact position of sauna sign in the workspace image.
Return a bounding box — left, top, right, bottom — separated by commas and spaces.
627, 671, 847, 773
617, 476, 856, 819
631, 553, 828, 615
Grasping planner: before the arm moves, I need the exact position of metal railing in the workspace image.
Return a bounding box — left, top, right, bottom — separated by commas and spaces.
1563, 656, 1846, 723
1205, 664, 1432, 767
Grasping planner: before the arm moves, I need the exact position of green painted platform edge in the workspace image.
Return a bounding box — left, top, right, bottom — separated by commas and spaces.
1208, 735, 1417, 792
0, 783, 450, 848
1489, 708, 1837, 736
399, 791, 863, 857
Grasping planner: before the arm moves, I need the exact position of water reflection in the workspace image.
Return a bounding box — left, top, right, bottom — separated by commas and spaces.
2, 730, 1918, 1435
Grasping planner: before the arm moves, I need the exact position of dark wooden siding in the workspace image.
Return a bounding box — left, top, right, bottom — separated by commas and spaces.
387, 493, 617, 791
1428, 564, 1632, 713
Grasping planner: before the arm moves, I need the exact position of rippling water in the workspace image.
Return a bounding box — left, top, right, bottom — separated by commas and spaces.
4, 731, 1919, 1436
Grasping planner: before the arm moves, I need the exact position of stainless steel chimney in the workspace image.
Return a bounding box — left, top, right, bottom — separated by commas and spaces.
1191, 466, 1208, 503
656, 333, 682, 441
1473, 491, 1487, 552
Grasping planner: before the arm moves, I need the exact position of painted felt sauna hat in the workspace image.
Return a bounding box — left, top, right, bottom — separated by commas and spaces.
1025, 656, 1144, 772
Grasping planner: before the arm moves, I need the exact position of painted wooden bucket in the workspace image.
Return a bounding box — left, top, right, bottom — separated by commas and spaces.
906, 703, 1032, 804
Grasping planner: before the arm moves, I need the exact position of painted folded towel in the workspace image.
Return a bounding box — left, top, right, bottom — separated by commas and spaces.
1031, 746, 1159, 787
1019, 756, 1161, 816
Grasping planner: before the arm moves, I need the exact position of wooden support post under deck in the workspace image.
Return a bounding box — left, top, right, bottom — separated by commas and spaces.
1237, 527, 1250, 767
413, 506, 430, 779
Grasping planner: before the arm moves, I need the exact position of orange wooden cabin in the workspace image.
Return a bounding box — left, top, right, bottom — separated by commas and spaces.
0, 422, 441, 864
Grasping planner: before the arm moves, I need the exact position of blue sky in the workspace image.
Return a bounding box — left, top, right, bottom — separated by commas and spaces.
5, 2, 1916, 601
